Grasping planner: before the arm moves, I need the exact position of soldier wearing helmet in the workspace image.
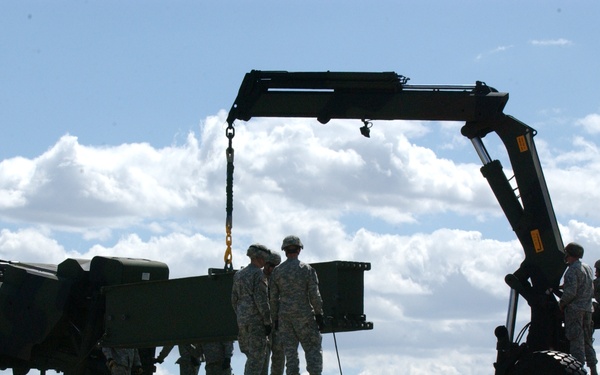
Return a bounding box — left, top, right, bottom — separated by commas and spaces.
231, 243, 272, 375
559, 242, 598, 375
270, 235, 324, 375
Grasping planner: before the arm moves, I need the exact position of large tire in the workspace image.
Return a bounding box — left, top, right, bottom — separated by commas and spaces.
511, 350, 587, 375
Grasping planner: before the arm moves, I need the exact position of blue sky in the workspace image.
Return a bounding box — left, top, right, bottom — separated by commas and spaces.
2, 1, 600, 374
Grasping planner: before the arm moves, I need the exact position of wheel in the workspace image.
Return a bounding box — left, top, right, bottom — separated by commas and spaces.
511, 350, 587, 375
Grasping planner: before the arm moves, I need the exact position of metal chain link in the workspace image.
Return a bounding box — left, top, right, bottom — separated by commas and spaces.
224, 122, 235, 271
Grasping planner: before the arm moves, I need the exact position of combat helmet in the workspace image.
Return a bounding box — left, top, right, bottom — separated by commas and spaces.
564, 242, 584, 259
266, 250, 282, 266
246, 243, 270, 259
281, 235, 303, 251
594, 259, 600, 270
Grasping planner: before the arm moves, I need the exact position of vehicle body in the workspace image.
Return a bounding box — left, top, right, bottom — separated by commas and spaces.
0, 256, 370, 375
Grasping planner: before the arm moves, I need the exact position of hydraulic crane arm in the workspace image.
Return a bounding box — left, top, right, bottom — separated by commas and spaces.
227, 71, 509, 125
226, 70, 565, 289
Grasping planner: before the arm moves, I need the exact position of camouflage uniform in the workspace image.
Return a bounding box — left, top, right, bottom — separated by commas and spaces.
231, 246, 271, 375
201, 341, 233, 375
156, 344, 204, 375
101, 347, 142, 375
261, 250, 291, 375
560, 258, 597, 367
270, 258, 323, 375
262, 325, 286, 375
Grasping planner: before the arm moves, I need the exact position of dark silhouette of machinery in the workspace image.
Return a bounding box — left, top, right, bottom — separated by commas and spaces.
0, 70, 583, 374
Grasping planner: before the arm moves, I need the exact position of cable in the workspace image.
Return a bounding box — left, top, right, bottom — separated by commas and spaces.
328, 316, 343, 375
515, 322, 531, 344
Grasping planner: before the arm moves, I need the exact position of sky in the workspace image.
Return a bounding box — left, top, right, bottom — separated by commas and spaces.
2, 1, 600, 374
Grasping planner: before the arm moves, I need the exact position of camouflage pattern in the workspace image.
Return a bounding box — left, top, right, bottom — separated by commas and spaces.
564, 309, 597, 366
101, 347, 141, 374
232, 265, 271, 326
561, 259, 597, 366
232, 263, 271, 374
270, 258, 323, 321
270, 258, 324, 375
247, 243, 271, 259
281, 236, 303, 250
560, 259, 594, 312
201, 341, 233, 375
262, 257, 290, 375
266, 251, 282, 267
261, 328, 286, 375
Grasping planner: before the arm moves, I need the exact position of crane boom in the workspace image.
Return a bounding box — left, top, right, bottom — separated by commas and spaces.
227, 71, 508, 124
226, 70, 570, 374
226, 70, 564, 286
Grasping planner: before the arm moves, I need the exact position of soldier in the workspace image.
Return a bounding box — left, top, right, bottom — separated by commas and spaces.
201, 341, 234, 375
593, 260, 600, 330
231, 243, 272, 375
270, 235, 324, 375
262, 249, 293, 375
559, 242, 598, 375
156, 344, 204, 375
102, 347, 143, 375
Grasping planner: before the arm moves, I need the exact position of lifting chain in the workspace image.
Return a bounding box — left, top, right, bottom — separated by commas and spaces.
224, 122, 235, 271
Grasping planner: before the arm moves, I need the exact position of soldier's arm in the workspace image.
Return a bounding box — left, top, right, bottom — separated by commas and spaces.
308, 267, 324, 315
231, 277, 239, 311
253, 270, 271, 325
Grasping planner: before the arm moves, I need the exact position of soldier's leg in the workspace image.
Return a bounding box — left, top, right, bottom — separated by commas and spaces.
238, 324, 251, 356
584, 312, 598, 368
261, 339, 271, 375
280, 319, 300, 375
242, 323, 267, 375
297, 319, 322, 375
270, 330, 286, 375
565, 309, 586, 364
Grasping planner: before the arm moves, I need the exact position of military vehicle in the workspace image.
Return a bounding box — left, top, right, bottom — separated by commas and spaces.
0, 70, 586, 374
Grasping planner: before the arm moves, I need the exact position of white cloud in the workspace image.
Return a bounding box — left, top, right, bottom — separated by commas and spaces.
3, 113, 600, 375
475, 45, 513, 61
576, 113, 600, 134
530, 38, 573, 46
0, 228, 67, 263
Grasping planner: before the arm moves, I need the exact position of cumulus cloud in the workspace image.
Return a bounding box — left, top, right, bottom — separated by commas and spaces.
3, 112, 600, 375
